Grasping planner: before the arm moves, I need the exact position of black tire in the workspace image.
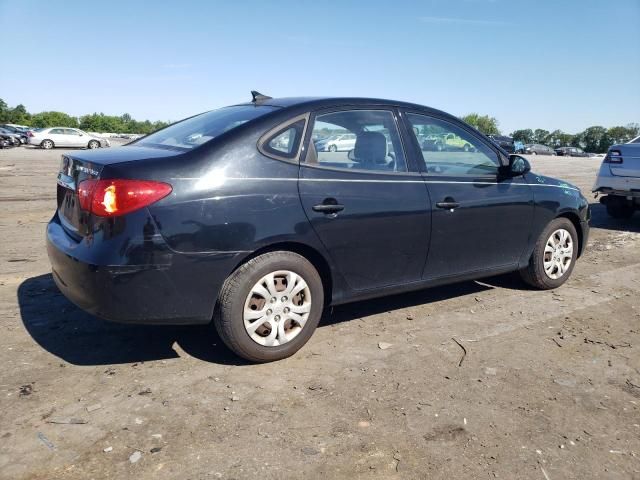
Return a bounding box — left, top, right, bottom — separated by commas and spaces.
519, 217, 578, 289
463, 143, 470, 152
214, 251, 324, 362
606, 202, 634, 219
531, 151, 537, 155
41, 139, 54, 149
88, 140, 100, 149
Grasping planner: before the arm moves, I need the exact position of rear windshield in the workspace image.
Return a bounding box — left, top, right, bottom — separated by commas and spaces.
136, 105, 277, 150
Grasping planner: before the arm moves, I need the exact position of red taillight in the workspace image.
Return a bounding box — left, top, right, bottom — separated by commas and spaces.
27, 131, 34, 137
77, 179, 172, 217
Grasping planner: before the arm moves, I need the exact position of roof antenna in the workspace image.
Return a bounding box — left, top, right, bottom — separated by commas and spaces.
251, 90, 272, 103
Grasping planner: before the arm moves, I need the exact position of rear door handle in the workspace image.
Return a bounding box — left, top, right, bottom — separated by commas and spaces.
312, 199, 344, 214
436, 197, 460, 210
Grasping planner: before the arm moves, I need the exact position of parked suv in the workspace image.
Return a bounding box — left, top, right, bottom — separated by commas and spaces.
593, 143, 640, 218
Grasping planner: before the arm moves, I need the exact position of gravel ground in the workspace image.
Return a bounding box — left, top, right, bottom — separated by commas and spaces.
0, 145, 638, 479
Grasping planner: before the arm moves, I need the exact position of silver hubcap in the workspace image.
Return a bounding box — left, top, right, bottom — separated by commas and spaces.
89, 142, 98, 149
543, 228, 573, 279
243, 270, 311, 347
43, 141, 52, 149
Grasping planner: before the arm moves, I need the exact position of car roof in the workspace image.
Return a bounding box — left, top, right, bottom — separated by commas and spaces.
232, 96, 457, 119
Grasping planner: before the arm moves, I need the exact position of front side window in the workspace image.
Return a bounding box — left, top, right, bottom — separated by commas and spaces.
50, 128, 65, 134
65, 129, 81, 136
306, 110, 407, 172
406, 113, 500, 176
136, 105, 277, 151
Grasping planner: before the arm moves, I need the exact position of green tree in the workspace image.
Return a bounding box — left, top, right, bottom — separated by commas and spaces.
8, 104, 31, 125
546, 130, 573, 147
607, 124, 639, 144
511, 129, 534, 143
31, 111, 79, 128
460, 113, 500, 135
0, 98, 8, 123
532, 129, 550, 144
580, 126, 611, 153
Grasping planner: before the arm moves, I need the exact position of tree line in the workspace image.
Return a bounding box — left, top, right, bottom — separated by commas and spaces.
461, 113, 639, 154
0, 98, 169, 135
1, 98, 637, 152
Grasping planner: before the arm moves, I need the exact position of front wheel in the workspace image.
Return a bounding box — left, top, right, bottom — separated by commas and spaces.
215, 251, 324, 362
88, 140, 100, 149
520, 218, 578, 289
41, 139, 54, 149
328, 144, 337, 152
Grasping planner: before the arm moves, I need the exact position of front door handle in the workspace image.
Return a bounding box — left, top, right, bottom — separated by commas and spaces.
436, 197, 460, 210
313, 199, 344, 214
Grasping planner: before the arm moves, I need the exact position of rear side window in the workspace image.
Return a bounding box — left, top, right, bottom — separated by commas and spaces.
136, 105, 277, 151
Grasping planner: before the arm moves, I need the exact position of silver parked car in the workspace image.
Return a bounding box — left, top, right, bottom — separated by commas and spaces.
27, 128, 110, 150
593, 141, 640, 218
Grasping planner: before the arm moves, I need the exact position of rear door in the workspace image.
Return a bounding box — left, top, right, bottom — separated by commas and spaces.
403, 111, 533, 279
298, 107, 431, 291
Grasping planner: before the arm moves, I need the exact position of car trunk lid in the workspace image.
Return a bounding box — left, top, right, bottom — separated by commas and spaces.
56, 155, 103, 238
55, 146, 183, 238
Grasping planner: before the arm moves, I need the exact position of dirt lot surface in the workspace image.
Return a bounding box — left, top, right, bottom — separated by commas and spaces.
0, 145, 638, 480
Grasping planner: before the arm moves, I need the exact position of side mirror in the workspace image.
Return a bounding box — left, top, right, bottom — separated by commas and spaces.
503, 154, 531, 176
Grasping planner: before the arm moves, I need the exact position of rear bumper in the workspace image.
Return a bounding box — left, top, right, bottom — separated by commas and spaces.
47, 211, 243, 325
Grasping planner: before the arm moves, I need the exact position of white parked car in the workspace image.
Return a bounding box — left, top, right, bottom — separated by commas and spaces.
315, 133, 357, 152
27, 128, 110, 149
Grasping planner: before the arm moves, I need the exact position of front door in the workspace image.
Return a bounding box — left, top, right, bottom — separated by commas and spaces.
298, 108, 431, 291
403, 112, 534, 279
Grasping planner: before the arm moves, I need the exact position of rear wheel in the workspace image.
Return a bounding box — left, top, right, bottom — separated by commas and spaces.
328, 144, 337, 152
41, 139, 54, 149
520, 217, 578, 289
88, 140, 100, 149
215, 251, 324, 362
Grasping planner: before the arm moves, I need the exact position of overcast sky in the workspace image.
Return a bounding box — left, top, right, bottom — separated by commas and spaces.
1, 0, 638, 134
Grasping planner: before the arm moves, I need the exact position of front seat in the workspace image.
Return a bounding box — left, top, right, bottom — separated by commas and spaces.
353, 132, 389, 170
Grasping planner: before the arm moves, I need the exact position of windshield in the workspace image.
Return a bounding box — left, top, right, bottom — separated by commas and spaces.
136, 105, 277, 150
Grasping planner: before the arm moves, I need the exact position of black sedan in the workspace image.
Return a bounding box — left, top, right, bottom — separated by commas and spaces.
47, 94, 590, 362
555, 146, 589, 157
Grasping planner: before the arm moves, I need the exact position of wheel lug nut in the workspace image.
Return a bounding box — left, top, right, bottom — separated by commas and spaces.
274, 315, 281, 321
266, 309, 272, 315
283, 307, 290, 313
270, 297, 276, 303
282, 296, 288, 302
